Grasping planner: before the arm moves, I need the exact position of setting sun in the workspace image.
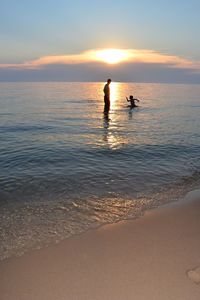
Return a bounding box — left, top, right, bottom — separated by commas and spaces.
94, 49, 130, 64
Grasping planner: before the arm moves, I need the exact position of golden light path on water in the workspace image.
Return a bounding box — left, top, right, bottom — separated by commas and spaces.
102, 82, 128, 150
110, 82, 121, 109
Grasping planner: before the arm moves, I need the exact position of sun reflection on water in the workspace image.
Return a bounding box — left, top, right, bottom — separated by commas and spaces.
110, 82, 121, 110
102, 82, 127, 150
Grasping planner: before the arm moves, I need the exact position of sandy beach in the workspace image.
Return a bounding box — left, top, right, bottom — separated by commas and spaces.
0, 190, 200, 300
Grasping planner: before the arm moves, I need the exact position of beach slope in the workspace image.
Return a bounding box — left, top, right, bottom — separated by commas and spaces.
1, 190, 200, 300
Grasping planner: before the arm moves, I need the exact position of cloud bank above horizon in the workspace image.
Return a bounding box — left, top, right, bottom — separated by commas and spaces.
0, 48, 200, 84
1, 48, 200, 72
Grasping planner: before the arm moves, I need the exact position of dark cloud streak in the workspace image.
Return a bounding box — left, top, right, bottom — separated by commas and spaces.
0, 62, 199, 84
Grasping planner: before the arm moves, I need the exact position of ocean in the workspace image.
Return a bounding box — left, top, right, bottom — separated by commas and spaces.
0, 82, 200, 260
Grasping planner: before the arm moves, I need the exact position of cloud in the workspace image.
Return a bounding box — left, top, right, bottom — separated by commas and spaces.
1, 62, 200, 84
0, 48, 200, 73
1, 48, 200, 83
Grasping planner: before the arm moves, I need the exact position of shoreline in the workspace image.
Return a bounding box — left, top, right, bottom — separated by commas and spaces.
1, 189, 200, 299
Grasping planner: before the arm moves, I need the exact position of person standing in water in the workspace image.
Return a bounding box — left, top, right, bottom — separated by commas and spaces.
103, 79, 111, 112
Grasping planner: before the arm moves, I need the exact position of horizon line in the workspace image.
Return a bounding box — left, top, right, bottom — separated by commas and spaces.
0, 80, 199, 85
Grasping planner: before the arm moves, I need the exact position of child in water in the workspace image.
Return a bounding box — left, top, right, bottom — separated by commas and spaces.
126, 95, 140, 108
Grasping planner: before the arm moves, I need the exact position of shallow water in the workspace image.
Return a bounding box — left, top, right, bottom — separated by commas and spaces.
0, 82, 200, 259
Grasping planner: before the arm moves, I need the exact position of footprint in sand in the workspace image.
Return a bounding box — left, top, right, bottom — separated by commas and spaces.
187, 266, 200, 284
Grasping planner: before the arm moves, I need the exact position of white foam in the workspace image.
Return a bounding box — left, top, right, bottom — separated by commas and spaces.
184, 189, 200, 202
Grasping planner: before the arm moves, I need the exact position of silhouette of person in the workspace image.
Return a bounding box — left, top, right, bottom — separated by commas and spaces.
126, 95, 140, 108
103, 79, 111, 112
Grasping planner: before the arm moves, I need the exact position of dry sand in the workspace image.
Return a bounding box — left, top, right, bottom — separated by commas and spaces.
0, 190, 200, 300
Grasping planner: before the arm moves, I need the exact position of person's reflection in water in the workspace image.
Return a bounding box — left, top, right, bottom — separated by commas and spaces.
103, 112, 110, 142
128, 109, 133, 120
103, 112, 110, 128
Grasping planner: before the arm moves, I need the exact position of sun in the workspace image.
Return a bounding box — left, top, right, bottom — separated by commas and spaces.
94, 49, 130, 64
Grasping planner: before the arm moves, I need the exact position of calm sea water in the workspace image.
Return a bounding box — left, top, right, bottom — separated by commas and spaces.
0, 82, 200, 259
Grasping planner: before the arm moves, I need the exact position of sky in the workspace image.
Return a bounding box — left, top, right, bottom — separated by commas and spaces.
1, 0, 200, 83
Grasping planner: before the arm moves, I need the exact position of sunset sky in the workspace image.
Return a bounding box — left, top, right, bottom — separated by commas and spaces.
1, 0, 200, 83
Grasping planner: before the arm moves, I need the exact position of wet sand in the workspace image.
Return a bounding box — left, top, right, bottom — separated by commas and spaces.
0, 190, 200, 300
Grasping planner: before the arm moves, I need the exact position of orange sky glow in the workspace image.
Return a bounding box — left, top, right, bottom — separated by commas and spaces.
0, 49, 200, 72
